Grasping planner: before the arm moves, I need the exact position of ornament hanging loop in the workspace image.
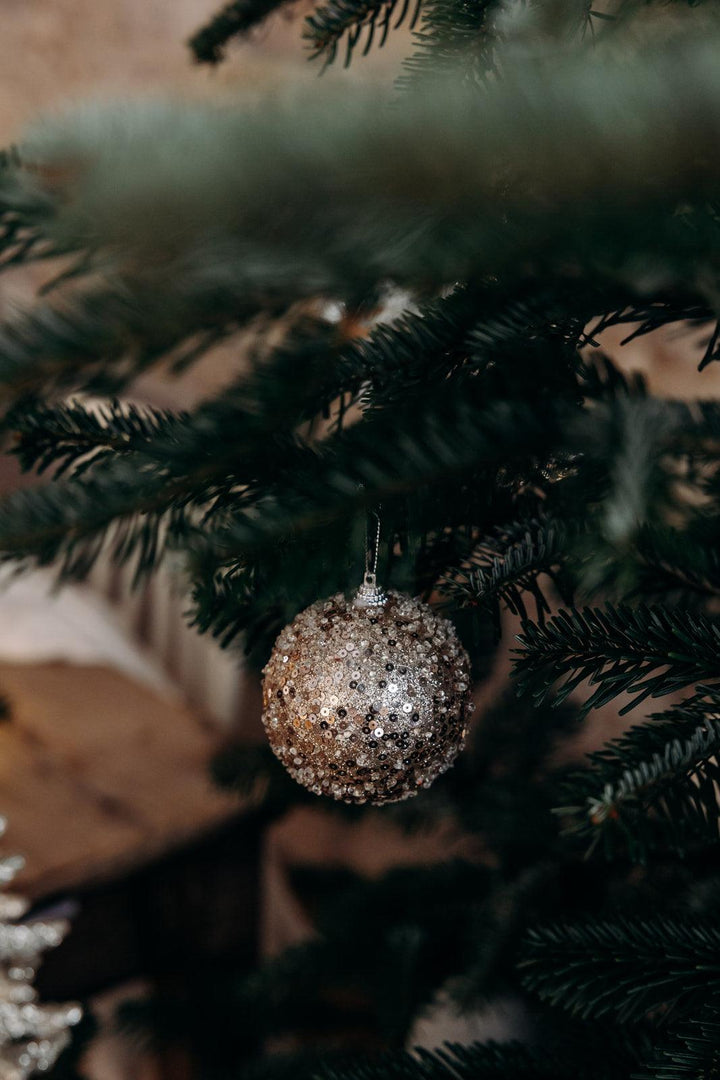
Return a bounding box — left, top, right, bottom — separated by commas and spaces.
355, 508, 386, 608
365, 509, 381, 579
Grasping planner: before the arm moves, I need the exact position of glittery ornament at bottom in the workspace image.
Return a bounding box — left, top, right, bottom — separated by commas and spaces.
261, 581, 473, 804
0, 815, 82, 1080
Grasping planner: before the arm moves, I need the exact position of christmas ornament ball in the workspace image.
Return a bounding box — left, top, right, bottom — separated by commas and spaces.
261, 579, 473, 804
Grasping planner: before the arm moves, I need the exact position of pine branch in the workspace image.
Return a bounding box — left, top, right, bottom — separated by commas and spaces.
189, 0, 300, 63
314, 1040, 603, 1080
439, 517, 574, 630
520, 917, 720, 1024
7, 398, 186, 478
185, 388, 556, 651
625, 525, 720, 607
633, 1005, 720, 1080
566, 397, 685, 598
21, 38, 720, 304
304, 0, 421, 68
0, 280, 263, 396
0, 470, 196, 581
469, 291, 585, 366
195, 393, 557, 571
592, 399, 680, 551
397, 0, 498, 91
348, 281, 586, 418
555, 703, 720, 860
577, 352, 649, 401
333, 287, 479, 408
189, 523, 356, 658
0, 317, 341, 580
513, 605, 720, 716
0, 146, 63, 271
583, 302, 717, 368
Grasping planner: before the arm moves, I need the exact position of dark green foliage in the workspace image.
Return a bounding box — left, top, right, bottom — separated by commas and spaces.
0, 280, 262, 396
314, 1040, 605, 1080
0, 146, 66, 270
521, 918, 720, 1024
7, 398, 186, 478
189, 0, 300, 63
395, 0, 498, 90
514, 606, 720, 716
304, 0, 422, 69
633, 1005, 720, 1080
19, 43, 720, 306
555, 703, 720, 860
439, 517, 574, 631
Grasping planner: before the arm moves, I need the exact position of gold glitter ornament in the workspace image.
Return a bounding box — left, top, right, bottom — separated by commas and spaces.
261, 573, 473, 804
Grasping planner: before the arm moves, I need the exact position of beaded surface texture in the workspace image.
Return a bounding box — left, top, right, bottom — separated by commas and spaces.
262, 589, 473, 804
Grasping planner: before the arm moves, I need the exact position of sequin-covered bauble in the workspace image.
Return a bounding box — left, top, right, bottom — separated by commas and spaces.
261, 576, 473, 804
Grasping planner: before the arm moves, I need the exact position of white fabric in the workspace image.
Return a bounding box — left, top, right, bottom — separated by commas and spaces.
0, 565, 173, 695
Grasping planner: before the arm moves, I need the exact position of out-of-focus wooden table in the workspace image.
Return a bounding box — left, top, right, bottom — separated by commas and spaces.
0, 660, 240, 899
0, 655, 261, 1080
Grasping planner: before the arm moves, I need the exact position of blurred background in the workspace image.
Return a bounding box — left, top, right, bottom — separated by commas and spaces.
0, 4, 717, 1078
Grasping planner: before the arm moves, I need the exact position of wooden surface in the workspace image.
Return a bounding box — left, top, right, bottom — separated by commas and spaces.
0, 660, 242, 899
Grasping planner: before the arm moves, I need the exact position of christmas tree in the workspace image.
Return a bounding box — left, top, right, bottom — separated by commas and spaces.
4, 0, 720, 1076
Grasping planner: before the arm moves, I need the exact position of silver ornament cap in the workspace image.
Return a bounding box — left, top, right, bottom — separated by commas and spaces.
353, 573, 387, 609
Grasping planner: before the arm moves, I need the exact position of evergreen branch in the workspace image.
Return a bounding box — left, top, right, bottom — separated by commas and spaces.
520, 917, 720, 1024
0, 317, 342, 579
577, 354, 647, 403
397, 0, 498, 91
513, 605, 720, 716
7, 398, 186, 478
304, 0, 421, 68
593, 398, 680, 552
343, 281, 585, 418
11, 2, 720, 1076
326, 286, 479, 411
189, 0, 299, 63
555, 704, 720, 860
627, 525, 720, 607
633, 1005, 720, 1080
439, 517, 574, 629
22, 38, 720, 302
347, 287, 715, 423
189, 536, 352, 658
0, 281, 264, 396
185, 390, 555, 650
567, 397, 684, 598
583, 302, 716, 366
553, 394, 720, 604
314, 1040, 604, 1080
0, 146, 63, 271
196, 394, 557, 569
469, 291, 584, 364
0, 467, 198, 580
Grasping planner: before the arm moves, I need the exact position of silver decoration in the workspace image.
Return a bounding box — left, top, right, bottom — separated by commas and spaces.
353, 573, 387, 609
262, 584, 473, 804
0, 817, 82, 1080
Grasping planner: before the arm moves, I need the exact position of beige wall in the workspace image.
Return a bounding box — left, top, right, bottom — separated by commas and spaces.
0, 0, 408, 144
